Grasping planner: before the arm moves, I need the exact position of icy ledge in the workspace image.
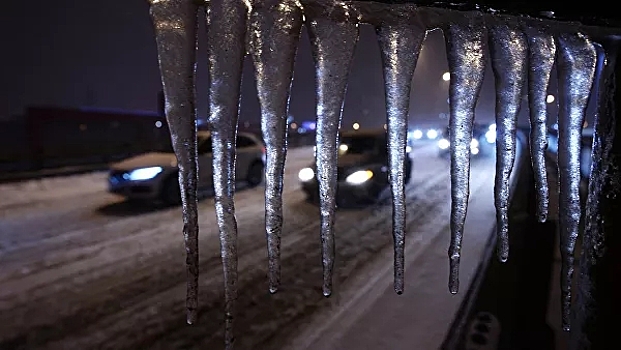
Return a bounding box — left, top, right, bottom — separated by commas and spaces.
147, 0, 615, 348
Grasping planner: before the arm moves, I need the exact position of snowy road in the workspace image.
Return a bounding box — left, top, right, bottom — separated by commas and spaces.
0, 144, 501, 350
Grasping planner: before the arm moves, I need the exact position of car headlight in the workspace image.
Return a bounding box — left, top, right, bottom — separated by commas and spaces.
485, 129, 496, 143
438, 138, 450, 150
426, 129, 438, 139
346, 170, 374, 184
471, 147, 479, 155
470, 139, 479, 148
298, 167, 314, 182
413, 129, 423, 139
128, 166, 163, 181
406, 145, 412, 153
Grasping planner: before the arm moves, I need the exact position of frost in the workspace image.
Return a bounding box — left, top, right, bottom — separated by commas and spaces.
376, 15, 426, 294
248, 0, 303, 294
555, 32, 597, 331
307, 5, 359, 297
488, 22, 527, 262
444, 17, 487, 294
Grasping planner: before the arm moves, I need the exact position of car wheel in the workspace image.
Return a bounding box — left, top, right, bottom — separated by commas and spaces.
161, 175, 182, 206
246, 161, 264, 187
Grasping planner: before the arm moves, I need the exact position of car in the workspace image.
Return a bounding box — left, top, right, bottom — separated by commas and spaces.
298, 128, 413, 205
437, 123, 496, 157
108, 131, 266, 205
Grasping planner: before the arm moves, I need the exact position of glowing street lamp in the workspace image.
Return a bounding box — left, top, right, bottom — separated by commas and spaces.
353, 122, 360, 130
546, 94, 555, 104
442, 72, 450, 81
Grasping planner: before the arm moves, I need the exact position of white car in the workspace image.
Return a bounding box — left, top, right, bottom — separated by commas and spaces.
108, 131, 266, 204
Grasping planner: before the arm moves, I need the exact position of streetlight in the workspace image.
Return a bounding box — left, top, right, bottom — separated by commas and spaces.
546, 94, 555, 104
353, 122, 360, 130
442, 72, 450, 81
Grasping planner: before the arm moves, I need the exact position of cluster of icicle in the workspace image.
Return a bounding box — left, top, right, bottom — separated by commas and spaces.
148, 0, 597, 347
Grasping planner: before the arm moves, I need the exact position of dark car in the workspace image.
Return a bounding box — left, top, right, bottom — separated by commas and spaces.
437, 123, 496, 158
298, 128, 413, 205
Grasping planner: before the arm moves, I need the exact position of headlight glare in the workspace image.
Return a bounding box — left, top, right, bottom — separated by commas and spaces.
346, 170, 374, 184
128, 166, 163, 181
298, 167, 314, 182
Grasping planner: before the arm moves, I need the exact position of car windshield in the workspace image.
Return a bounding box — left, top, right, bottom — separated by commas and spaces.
339, 135, 380, 155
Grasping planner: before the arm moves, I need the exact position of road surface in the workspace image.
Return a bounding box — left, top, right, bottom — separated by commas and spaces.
0, 143, 506, 350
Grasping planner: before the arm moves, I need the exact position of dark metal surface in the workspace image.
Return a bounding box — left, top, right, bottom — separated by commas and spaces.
355, 1, 621, 28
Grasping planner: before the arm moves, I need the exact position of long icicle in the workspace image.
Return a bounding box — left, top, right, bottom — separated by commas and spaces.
206, 0, 247, 347
488, 22, 527, 263
149, 0, 200, 325
307, 7, 359, 297
376, 18, 426, 294
524, 26, 556, 223
555, 32, 597, 332
248, 0, 303, 294
444, 18, 487, 294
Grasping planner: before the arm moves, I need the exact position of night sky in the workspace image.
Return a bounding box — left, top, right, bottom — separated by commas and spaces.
2, 0, 584, 129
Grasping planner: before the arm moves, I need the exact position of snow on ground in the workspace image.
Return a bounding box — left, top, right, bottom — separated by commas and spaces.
0, 172, 108, 211
285, 144, 524, 350
0, 144, 501, 350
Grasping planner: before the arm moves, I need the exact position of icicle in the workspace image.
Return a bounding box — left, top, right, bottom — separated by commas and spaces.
248, 0, 303, 294
524, 27, 556, 223
488, 23, 527, 263
206, 0, 247, 347
376, 20, 426, 294
555, 32, 597, 332
307, 6, 359, 297
149, 0, 200, 325
444, 18, 487, 294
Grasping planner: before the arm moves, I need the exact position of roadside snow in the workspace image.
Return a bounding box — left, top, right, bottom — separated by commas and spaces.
0, 172, 108, 210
